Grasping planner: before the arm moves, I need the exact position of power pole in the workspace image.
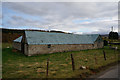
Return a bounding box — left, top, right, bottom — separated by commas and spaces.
111, 26, 113, 32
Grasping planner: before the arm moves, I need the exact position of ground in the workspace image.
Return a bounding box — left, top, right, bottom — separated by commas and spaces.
90, 63, 120, 78
98, 64, 119, 78
2, 43, 120, 78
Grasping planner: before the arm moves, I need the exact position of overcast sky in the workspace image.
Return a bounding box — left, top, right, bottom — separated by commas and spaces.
2, 2, 118, 34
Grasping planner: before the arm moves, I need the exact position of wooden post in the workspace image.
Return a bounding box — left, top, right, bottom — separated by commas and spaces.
46, 58, 49, 77
94, 54, 97, 64
114, 48, 116, 58
103, 50, 106, 60
71, 54, 75, 71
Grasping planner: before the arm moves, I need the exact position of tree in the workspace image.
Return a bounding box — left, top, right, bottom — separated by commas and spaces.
108, 31, 118, 39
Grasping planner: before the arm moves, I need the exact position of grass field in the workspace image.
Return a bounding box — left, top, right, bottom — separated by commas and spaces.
2, 43, 120, 78
103, 38, 120, 43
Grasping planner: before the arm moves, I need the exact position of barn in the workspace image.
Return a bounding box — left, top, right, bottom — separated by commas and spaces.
13, 31, 103, 56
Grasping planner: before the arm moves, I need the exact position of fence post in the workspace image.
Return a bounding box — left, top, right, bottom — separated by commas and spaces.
103, 50, 106, 60
114, 48, 116, 58
71, 54, 75, 71
46, 58, 49, 77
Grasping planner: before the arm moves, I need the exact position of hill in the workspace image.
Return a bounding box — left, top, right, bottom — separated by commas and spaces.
2, 28, 68, 43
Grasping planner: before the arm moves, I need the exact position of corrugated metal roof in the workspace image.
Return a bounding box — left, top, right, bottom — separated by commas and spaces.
25, 31, 100, 45
13, 31, 100, 44
13, 36, 22, 42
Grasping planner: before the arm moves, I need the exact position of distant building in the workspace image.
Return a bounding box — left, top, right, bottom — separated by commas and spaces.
13, 31, 103, 56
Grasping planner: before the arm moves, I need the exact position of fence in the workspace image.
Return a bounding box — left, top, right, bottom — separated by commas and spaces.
45, 48, 118, 77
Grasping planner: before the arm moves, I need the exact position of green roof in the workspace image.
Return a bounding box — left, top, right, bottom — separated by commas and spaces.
14, 31, 101, 44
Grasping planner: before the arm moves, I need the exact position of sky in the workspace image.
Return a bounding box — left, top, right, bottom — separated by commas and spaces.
1, 2, 119, 34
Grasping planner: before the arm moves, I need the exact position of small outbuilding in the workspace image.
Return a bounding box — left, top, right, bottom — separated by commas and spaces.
13, 36, 22, 51
13, 31, 103, 56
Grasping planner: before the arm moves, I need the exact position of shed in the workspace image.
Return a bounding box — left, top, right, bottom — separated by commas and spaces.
13, 36, 22, 51
13, 31, 103, 56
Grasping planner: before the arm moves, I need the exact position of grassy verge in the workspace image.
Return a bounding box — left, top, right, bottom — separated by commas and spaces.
2, 44, 120, 78
2, 43, 12, 49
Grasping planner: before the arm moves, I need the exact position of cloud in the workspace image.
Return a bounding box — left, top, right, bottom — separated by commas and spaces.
2, 2, 118, 34
3, 2, 117, 18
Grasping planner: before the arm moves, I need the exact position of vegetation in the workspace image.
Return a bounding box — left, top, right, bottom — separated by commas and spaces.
2, 28, 69, 43
103, 40, 108, 46
108, 31, 119, 39
2, 29, 120, 78
2, 43, 12, 49
2, 43, 120, 78
103, 37, 120, 43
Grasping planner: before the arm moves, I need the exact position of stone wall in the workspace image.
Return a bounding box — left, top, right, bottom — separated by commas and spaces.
12, 42, 21, 51
13, 41, 103, 56
26, 42, 103, 56
94, 42, 104, 49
